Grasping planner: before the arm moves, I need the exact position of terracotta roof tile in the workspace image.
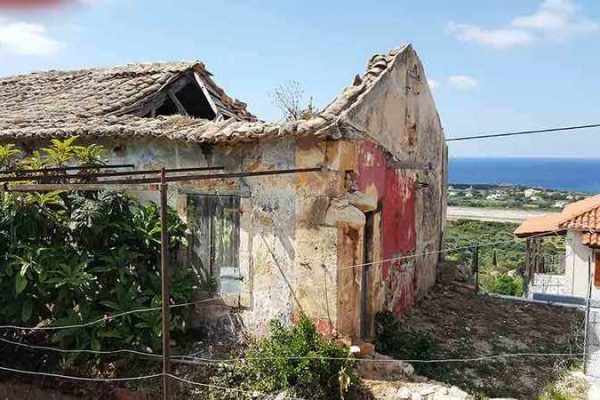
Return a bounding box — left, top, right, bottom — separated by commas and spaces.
515, 194, 600, 245
582, 232, 600, 248
514, 214, 564, 238
0, 45, 411, 144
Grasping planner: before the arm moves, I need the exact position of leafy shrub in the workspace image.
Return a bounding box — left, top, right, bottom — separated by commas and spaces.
210, 315, 356, 400
0, 139, 193, 360
484, 274, 524, 297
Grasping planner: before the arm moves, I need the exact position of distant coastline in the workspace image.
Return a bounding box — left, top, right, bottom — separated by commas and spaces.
449, 157, 600, 194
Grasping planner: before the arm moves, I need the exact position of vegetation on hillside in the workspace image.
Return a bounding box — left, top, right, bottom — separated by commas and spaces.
444, 219, 564, 296
448, 184, 587, 211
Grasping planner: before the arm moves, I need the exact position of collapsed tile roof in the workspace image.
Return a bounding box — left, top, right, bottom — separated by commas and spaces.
0, 45, 411, 144
515, 194, 600, 248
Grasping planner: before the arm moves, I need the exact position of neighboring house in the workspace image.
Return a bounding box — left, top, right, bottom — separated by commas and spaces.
515, 195, 600, 299
524, 188, 540, 198
0, 44, 447, 340
515, 195, 600, 378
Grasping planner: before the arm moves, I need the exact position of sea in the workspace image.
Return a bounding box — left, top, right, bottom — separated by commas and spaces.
449, 158, 600, 194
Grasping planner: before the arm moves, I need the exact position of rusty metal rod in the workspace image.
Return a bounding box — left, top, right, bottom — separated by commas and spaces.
1, 167, 323, 191
0, 164, 135, 175
90, 167, 323, 185
1, 183, 160, 192
0, 166, 225, 183
159, 168, 171, 400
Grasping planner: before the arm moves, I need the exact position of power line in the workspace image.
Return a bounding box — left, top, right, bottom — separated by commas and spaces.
0, 364, 161, 383
167, 374, 307, 400
0, 228, 560, 332
0, 297, 220, 332
0, 337, 163, 359
171, 351, 583, 364
446, 123, 600, 142
336, 228, 557, 272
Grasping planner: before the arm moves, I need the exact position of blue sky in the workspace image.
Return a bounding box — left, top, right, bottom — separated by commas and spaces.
0, 0, 599, 158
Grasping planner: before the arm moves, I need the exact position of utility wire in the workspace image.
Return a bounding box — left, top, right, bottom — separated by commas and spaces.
446, 123, 600, 142
170, 351, 583, 364
0, 297, 220, 332
336, 228, 557, 272
0, 337, 163, 359
0, 364, 161, 383
0, 228, 561, 332
167, 374, 307, 400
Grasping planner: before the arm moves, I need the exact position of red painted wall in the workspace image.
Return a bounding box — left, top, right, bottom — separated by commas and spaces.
357, 141, 416, 315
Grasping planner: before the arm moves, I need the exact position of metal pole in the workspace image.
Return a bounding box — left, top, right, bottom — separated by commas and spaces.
583, 255, 592, 375
472, 244, 479, 293
160, 168, 171, 400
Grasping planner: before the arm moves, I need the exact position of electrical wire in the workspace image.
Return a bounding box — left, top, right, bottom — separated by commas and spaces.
446, 123, 600, 142
169, 351, 583, 365
0, 337, 163, 359
0, 306, 160, 331
0, 228, 564, 332
336, 228, 559, 272
0, 364, 161, 383
0, 297, 220, 332
167, 373, 314, 400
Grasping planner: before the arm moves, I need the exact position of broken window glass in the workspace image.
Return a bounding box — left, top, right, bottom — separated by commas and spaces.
187, 194, 241, 298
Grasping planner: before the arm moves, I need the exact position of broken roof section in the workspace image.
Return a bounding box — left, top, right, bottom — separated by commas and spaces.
0, 44, 416, 147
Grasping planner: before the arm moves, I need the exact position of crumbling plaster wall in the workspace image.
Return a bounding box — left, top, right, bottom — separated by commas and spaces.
90, 136, 343, 336
355, 140, 417, 330
342, 46, 446, 301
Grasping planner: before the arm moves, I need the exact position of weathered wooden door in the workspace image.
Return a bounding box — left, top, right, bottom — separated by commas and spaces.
360, 211, 375, 339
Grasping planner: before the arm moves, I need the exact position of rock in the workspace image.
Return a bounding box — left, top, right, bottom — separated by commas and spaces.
445, 386, 470, 399
396, 387, 412, 399
357, 352, 414, 380
347, 191, 378, 212
324, 199, 365, 228
357, 341, 376, 356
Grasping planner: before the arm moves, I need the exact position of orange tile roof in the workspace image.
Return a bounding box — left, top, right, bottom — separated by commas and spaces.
514, 214, 564, 238
582, 232, 600, 248
515, 194, 600, 244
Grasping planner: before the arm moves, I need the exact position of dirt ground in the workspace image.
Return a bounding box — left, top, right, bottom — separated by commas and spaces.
387, 282, 585, 399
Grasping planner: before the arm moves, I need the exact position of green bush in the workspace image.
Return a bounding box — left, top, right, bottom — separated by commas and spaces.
210, 315, 356, 400
0, 140, 193, 360
484, 274, 524, 297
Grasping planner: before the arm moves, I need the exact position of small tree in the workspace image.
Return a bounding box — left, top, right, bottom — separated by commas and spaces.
271, 80, 319, 121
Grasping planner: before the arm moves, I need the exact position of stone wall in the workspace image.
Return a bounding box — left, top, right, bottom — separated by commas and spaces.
4, 44, 446, 340
341, 46, 446, 300
88, 136, 343, 337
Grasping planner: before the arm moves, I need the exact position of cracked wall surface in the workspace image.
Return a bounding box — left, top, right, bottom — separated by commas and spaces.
3, 47, 446, 340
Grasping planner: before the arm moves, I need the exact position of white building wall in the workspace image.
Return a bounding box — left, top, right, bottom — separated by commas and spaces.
565, 231, 593, 297
586, 244, 600, 379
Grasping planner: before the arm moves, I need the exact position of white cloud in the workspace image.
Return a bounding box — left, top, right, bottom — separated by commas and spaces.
448, 75, 479, 91
447, 22, 534, 49
512, 0, 599, 38
0, 18, 63, 56
428, 79, 439, 91
448, 0, 598, 48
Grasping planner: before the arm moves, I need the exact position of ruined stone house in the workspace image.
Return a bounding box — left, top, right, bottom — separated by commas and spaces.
0, 44, 447, 339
